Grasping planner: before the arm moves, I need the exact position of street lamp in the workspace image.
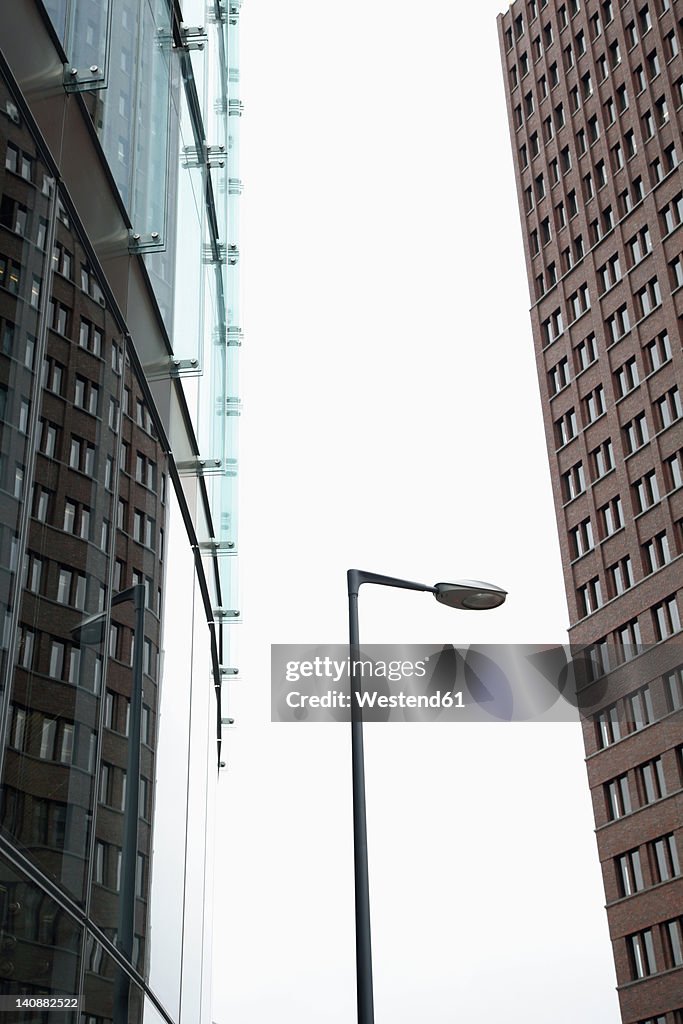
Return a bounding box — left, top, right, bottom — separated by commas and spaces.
72, 583, 146, 1022
347, 570, 507, 1024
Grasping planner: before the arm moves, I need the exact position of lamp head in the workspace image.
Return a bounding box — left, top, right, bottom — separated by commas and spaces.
433, 580, 507, 611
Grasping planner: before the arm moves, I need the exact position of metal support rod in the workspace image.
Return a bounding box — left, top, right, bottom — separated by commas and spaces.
348, 571, 375, 1024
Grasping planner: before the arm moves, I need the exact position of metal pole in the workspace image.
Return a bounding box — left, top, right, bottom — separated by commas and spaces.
113, 583, 145, 1023
348, 570, 375, 1024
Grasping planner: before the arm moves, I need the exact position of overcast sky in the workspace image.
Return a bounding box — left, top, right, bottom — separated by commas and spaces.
211, 1, 622, 1021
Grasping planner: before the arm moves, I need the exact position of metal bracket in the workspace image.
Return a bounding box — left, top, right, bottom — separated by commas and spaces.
228, 99, 244, 117
227, 327, 243, 346
63, 63, 106, 92
202, 242, 227, 264
169, 357, 200, 377
182, 144, 226, 169
220, 667, 239, 676
176, 457, 226, 476
129, 229, 164, 253
199, 540, 236, 552
214, 608, 241, 620
178, 24, 208, 50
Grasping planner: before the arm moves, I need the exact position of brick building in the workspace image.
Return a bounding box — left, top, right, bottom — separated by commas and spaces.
498, 1, 683, 1022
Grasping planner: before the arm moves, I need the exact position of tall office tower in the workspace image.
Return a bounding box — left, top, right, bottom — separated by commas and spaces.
0, 1, 241, 1021
498, 2, 682, 1022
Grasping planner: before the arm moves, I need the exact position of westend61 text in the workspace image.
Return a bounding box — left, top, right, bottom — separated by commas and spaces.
285, 690, 465, 709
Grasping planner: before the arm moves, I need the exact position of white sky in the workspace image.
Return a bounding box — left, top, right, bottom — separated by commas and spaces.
212, 1, 622, 1021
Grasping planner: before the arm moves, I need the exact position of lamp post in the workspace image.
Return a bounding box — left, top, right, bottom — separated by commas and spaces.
73, 583, 146, 1020
347, 570, 507, 1024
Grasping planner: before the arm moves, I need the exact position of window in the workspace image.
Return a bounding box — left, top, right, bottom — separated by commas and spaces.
627, 685, 654, 732
133, 510, 156, 551
617, 850, 645, 896
670, 255, 683, 290
664, 30, 679, 60
520, 142, 528, 168
595, 704, 620, 748
653, 596, 681, 639
598, 254, 621, 294
575, 333, 597, 371
535, 173, 546, 200
564, 43, 574, 70
615, 357, 639, 397
575, 28, 586, 55
626, 20, 639, 48
583, 172, 594, 201
32, 485, 52, 524
584, 385, 605, 424
69, 436, 96, 476
634, 471, 660, 512
597, 53, 608, 81
555, 408, 578, 446
648, 49, 661, 79
661, 193, 683, 234
628, 930, 657, 979
570, 518, 594, 557
610, 40, 621, 68
38, 420, 58, 459
525, 91, 535, 118
609, 554, 634, 594
651, 835, 681, 884
588, 115, 600, 144
651, 156, 665, 185
664, 451, 683, 490
543, 115, 554, 142
48, 301, 69, 337
578, 576, 603, 616
606, 774, 632, 819
562, 462, 586, 501
655, 388, 683, 430
62, 499, 91, 540
530, 229, 539, 255
626, 225, 652, 266
637, 756, 666, 804
643, 532, 671, 573
602, 204, 614, 232
617, 84, 629, 112
664, 142, 679, 172
607, 305, 631, 343
596, 159, 608, 189
634, 278, 663, 317
611, 142, 624, 172
78, 319, 102, 356
591, 439, 614, 479
643, 109, 655, 139
666, 666, 683, 711
515, 13, 525, 38
542, 308, 564, 345
624, 413, 649, 453
548, 358, 569, 395
569, 283, 590, 321
600, 496, 624, 537
554, 102, 565, 129
655, 95, 669, 127
41, 357, 64, 397
634, 64, 647, 93
590, 13, 602, 39
581, 69, 593, 99
560, 145, 571, 174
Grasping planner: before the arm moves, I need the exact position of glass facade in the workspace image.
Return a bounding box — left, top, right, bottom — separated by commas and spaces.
0, 0, 240, 1019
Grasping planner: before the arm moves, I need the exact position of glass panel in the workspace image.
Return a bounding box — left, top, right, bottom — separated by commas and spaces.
83, 931, 143, 1024
96, 0, 141, 208
0, 72, 53, 716
129, 0, 172, 244
0, 164, 121, 907
64, 0, 111, 90
0, 851, 82, 1010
